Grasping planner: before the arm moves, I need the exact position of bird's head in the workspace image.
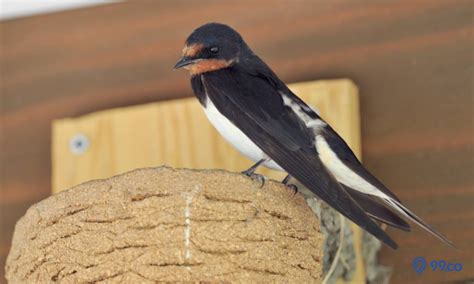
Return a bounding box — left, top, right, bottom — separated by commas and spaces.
174, 23, 248, 75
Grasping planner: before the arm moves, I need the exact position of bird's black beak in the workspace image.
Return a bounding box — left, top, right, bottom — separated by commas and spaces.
174, 56, 196, 69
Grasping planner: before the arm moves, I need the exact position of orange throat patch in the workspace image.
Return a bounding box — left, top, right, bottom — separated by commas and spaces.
188, 59, 234, 75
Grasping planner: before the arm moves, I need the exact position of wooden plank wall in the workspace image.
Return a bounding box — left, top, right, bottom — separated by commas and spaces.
1, 1, 472, 283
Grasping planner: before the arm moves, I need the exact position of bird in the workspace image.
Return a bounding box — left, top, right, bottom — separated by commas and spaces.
174, 22, 454, 249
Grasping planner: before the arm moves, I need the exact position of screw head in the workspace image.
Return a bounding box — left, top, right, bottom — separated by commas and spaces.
69, 134, 90, 155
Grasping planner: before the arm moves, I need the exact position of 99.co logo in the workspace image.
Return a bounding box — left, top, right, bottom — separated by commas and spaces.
412, 256, 463, 274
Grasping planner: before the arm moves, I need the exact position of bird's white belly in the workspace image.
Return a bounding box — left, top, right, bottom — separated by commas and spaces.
202, 98, 283, 171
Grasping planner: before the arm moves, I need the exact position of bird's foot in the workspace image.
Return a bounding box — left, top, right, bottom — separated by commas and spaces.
286, 184, 298, 196
281, 174, 298, 196
242, 171, 265, 188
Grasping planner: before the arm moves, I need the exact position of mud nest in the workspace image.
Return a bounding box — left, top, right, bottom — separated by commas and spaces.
6, 167, 324, 283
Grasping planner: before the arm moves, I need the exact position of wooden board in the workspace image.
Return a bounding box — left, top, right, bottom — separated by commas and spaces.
1, 1, 472, 283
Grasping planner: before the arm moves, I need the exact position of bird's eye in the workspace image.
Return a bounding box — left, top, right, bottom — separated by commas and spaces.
210, 46, 219, 54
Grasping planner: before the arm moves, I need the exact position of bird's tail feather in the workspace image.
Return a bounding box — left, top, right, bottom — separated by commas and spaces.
343, 186, 411, 232
385, 198, 456, 248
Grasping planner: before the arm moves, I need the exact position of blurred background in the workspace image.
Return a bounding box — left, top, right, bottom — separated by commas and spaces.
1, 1, 473, 283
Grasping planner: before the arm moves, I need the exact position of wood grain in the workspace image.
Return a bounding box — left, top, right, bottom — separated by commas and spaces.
1, 1, 472, 283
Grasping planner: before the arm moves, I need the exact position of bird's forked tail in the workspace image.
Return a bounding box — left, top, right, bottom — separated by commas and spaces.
384, 198, 456, 249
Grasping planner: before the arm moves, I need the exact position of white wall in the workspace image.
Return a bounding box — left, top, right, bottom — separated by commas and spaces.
0, 0, 117, 21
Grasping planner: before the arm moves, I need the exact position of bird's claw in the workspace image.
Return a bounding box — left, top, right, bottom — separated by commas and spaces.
241, 168, 254, 177
281, 174, 297, 196
242, 171, 265, 188
286, 184, 298, 196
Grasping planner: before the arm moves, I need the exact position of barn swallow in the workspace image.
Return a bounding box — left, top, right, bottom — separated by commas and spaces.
174, 23, 454, 249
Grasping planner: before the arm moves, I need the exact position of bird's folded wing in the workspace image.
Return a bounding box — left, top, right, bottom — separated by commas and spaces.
203, 70, 398, 249
321, 126, 401, 201
343, 185, 410, 231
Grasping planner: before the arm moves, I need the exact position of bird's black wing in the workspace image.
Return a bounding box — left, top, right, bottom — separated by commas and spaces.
343, 185, 410, 231
321, 126, 402, 201
201, 67, 398, 249
244, 55, 402, 202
